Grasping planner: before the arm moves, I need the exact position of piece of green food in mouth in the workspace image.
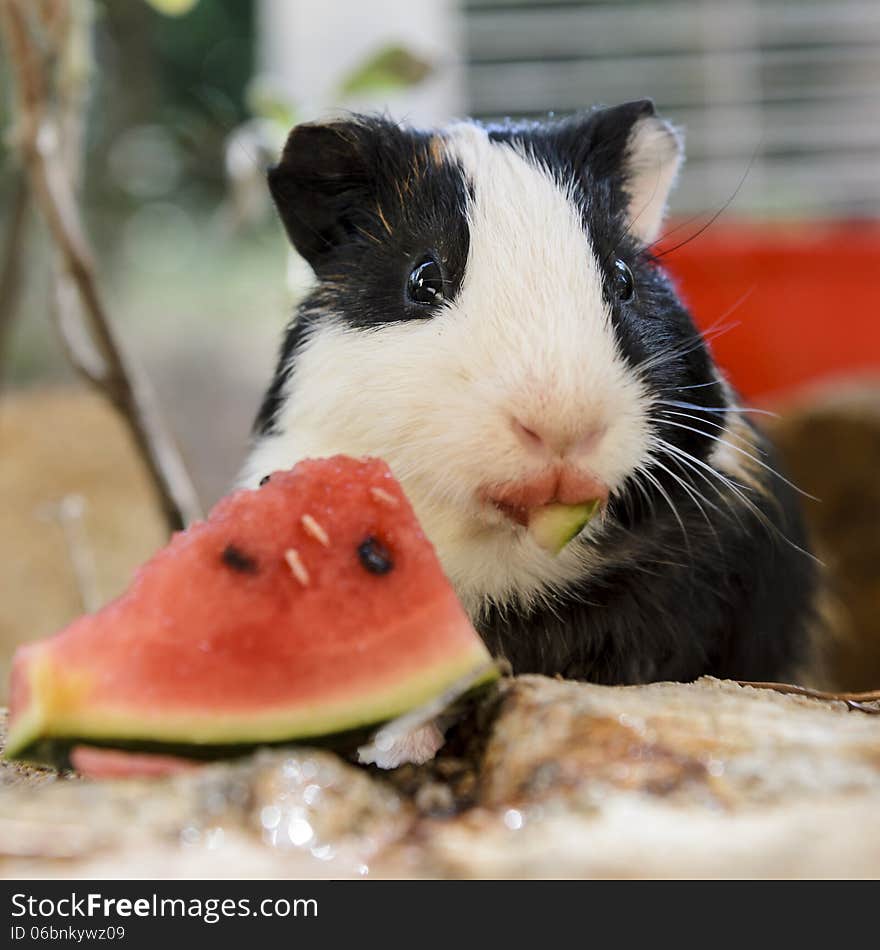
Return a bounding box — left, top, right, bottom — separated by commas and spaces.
529, 500, 601, 554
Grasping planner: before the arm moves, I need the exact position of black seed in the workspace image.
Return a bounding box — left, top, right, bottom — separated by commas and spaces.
259, 475, 271, 486
358, 536, 393, 575
221, 544, 258, 574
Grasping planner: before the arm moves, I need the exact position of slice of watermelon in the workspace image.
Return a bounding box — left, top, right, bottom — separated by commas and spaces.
6, 457, 496, 764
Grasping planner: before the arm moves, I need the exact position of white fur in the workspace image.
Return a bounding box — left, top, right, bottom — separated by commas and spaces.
622, 117, 683, 244
241, 126, 662, 619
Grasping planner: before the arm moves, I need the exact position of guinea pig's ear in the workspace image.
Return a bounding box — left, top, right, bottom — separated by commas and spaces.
267, 121, 373, 267
590, 99, 683, 245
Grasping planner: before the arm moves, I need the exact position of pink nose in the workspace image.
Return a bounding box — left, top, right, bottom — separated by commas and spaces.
511, 416, 606, 458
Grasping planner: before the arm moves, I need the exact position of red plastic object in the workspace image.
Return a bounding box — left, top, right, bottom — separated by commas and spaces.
659, 220, 880, 403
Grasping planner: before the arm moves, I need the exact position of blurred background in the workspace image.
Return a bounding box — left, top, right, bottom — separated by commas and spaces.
1, 0, 879, 696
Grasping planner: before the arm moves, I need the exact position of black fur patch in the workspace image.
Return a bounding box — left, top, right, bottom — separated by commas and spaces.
256, 118, 470, 436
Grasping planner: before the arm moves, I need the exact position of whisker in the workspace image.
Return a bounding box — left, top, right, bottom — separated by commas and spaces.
657, 398, 779, 419
647, 454, 722, 548
651, 450, 726, 517
638, 318, 741, 376
654, 412, 792, 505
671, 380, 725, 392
649, 145, 760, 261
651, 436, 821, 564
639, 287, 755, 379
639, 337, 711, 376
623, 468, 657, 521
654, 437, 776, 534
649, 435, 748, 532
636, 462, 692, 559
599, 163, 667, 270
657, 409, 729, 432
654, 417, 815, 500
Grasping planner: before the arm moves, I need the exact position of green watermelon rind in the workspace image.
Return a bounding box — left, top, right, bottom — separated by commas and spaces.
5, 644, 498, 764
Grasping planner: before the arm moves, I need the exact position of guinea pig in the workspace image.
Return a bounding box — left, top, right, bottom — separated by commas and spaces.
240, 99, 819, 687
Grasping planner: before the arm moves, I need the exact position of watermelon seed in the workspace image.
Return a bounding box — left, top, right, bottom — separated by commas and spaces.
221, 544, 258, 574
370, 486, 398, 507
300, 513, 330, 547
284, 548, 310, 586
259, 475, 271, 487
358, 536, 393, 575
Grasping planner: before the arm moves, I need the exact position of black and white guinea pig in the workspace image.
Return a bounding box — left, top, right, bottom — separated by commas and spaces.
241, 99, 819, 687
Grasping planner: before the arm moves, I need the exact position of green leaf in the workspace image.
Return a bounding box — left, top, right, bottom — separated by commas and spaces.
143, 0, 200, 17
338, 45, 433, 97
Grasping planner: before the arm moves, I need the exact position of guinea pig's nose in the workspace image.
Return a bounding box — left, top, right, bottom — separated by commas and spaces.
511, 417, 546, 451
511, 416, 606, 459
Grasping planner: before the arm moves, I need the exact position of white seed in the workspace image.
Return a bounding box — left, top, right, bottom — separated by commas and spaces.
370, 486, 399, 507
300, 513, 329, 547
284, 548, 310, 587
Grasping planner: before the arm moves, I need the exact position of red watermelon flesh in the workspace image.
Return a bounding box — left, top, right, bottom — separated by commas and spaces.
69, 745, 201, 779
6, 457, 495, 763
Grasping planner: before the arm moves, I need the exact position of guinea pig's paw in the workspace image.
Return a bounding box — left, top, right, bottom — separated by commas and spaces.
357, 720, 445, 770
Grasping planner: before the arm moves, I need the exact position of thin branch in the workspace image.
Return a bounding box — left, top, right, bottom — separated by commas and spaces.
0, 0, 202, 531
52, 259, 107, 381
737, 680, 880, 713
0, 172, 30, 378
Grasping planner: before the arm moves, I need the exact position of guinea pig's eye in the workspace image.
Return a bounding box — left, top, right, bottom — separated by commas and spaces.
613, 259, 635, 303
406, 255, 445, 308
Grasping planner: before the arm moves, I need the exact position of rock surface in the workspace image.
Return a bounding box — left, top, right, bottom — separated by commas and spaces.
2, 676, 879, 879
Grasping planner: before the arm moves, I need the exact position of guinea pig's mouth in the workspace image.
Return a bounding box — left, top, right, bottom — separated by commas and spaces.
489, 499, 534, 527
479, 467, 610, 528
